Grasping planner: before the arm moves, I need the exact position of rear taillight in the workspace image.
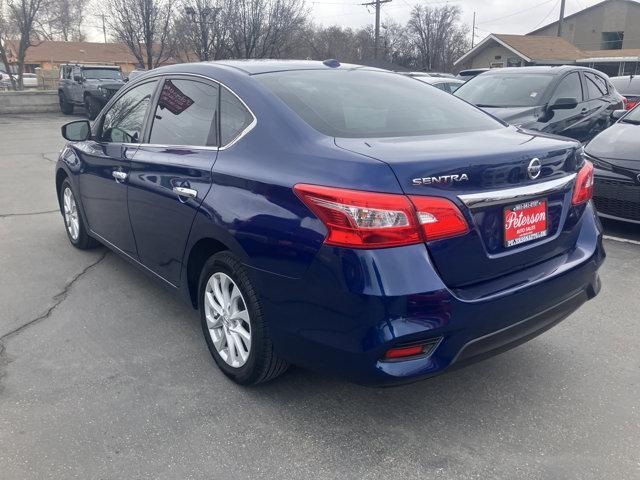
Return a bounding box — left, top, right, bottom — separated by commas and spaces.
410, 196, 470, 241
572, 160, 594, 205
294, 184, 469, 248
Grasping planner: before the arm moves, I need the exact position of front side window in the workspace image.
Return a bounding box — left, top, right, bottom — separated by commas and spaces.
220, 86, 254, 146
149, 79, 219, 147
584, 73, 607, 99
100, 81, 157, 143
257, 70, 502, 138
551, 72, 583, 103
455, 73, 554, 108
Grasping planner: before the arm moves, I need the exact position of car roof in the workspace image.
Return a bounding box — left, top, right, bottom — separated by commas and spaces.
414, 76, 463, 85
480, 65, 602, 76
610, 75, 640, 94
61, 64, 120, 69
204, 59, 387, 75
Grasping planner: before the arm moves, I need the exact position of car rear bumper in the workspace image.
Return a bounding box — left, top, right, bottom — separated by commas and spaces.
251, 203, 605, 386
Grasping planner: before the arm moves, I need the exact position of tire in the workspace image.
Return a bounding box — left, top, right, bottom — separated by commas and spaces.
84, 96, 101, 120
198, 251, 289, 385
59, 92, 74, 115
59, 179, 99, 250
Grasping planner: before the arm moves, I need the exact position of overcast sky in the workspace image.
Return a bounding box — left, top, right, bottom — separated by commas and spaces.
311, 0, 604, 38
85, 0, 609, 42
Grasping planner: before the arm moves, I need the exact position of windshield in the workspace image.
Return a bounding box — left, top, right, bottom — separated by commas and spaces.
83, 68, 123, 80
255, 70, 503, 138
455, 73, 554, 108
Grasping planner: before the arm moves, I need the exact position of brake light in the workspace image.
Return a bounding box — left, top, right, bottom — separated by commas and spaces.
409, 196, 469, 241
627, 101, 638, 110
572, 160, 594, 205
294, 184, 469, 248
293, 184, 422, 248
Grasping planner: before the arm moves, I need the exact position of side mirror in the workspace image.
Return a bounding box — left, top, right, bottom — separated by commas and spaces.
62, 120, 91, 141
73, 74, 83, 83
612, 109, 626, 120
549, 97, 578, 110
124, 76, 129, 82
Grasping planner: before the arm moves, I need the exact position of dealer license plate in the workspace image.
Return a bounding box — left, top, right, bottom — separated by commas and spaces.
503, 199, 548, 247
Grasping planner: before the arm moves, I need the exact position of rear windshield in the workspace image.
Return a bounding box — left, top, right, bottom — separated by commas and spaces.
255, 69, 503, 138
83, 68, 122, 80
455, 73, 554, 108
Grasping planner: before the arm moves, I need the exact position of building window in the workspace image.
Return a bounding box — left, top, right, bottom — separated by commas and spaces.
601, 31, 624, 50
507, 57, 522, 67
489, 61, 504, 68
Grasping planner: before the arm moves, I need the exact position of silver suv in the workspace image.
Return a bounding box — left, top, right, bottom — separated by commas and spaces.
58, 64, 125, 120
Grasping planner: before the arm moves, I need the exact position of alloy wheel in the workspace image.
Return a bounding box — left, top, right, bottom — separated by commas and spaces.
63, 187, 80, 241
204, 272, 252, 368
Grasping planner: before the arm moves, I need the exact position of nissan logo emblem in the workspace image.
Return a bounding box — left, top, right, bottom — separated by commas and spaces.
527, 158, 542, 180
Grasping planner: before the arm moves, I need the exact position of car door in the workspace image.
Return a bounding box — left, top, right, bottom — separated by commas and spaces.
582, 71, 614, 139
77, 80, 158, 257
127, 77, 220, 285
544, 71, 590, 141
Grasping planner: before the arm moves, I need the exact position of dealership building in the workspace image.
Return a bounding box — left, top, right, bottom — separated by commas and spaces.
456, 0, 640, 76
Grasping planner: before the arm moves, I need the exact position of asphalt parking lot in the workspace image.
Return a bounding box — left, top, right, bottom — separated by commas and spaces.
0, 113, 639, 480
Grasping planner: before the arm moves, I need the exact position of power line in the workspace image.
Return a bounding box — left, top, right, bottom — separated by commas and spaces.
531, 0, 560, 31
477, 0, 556, 25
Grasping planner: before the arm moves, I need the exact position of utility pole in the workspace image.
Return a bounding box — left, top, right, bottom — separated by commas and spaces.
471, 11, 476, 48
557, 0, 566, 37
361, 0, 392, 59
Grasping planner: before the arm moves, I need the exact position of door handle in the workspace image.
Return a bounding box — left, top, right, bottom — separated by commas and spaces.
173, 186, 198, 199
112, 170, 128, 183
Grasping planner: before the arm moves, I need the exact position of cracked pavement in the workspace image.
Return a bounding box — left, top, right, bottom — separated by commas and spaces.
0, 114, 639, 480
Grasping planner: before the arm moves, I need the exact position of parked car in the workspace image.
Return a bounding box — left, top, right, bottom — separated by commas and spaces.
55, 60, 604, 386
58, 64, 125, 120
457, 68, 489, 80
585, 105, 640, 224
455, 66, 625, 143
22, 73, 38, 88
402, 71, 455, 79
610, 75, 640, 110
409, 74, 465, 93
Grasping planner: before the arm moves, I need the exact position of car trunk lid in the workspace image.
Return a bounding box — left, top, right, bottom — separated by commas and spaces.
335, 127, 583, 288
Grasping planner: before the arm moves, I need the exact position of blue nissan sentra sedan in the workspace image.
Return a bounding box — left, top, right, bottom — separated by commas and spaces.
55, 60, 604, 386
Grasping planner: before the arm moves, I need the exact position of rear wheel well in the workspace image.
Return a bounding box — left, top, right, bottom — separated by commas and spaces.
187, 238, 228, 309
55, 169, 68, 210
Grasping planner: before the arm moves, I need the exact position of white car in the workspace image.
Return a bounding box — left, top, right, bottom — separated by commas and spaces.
22, 73, 38, 88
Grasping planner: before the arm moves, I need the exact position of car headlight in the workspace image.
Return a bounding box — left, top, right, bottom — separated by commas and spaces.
97, 86, 108, 96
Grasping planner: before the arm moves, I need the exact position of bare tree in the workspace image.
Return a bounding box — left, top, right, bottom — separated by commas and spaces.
175, 0, 226, 61
407, 4, 469, 72
40, 0, 85, 41
104, 0, 175, 69
3, 0, 47, 89
0, 0, 19, 90
224, 0, 308, 59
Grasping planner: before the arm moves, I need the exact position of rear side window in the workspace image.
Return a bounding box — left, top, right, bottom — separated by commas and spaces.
101, 81, 157, 143
220, 86, 254, 146
551, 72, 583, 102
149, 79, 219, 147
257, 70, 502, 138
584, 72, 608, 99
